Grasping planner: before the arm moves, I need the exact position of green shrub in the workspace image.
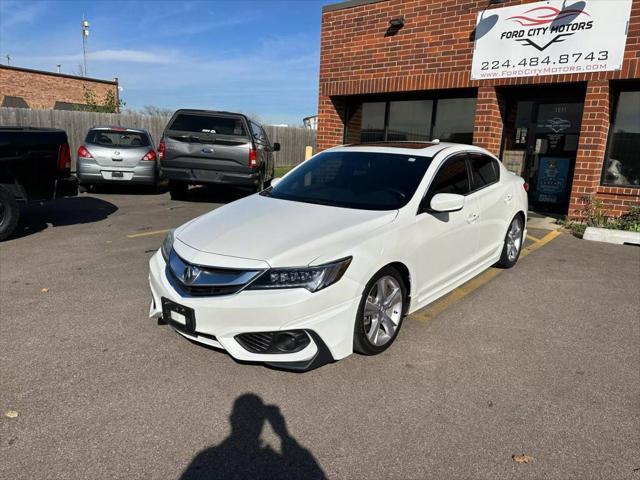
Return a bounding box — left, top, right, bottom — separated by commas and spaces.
568, 196, 640, 236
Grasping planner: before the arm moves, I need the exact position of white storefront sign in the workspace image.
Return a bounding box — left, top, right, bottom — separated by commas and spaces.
470, 0, 633, 80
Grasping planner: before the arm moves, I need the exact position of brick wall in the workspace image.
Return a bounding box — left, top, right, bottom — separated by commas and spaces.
0, 66, 118, 110
318, 0, 640, 217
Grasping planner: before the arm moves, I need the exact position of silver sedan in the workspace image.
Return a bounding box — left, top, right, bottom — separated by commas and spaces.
77, 127, 158, 187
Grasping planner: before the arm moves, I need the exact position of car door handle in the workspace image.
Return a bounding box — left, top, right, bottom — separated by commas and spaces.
467, 212, 480, 224
504, 193, 513, 204
201, 148, 214, 154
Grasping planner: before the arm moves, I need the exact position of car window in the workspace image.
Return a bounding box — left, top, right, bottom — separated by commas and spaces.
470, 154, 500, 191
168, 114, 247, 137
264, 150, 433, 211
86, 130, 150, 148
427, 155, 470, 198
250, 122, 265, 143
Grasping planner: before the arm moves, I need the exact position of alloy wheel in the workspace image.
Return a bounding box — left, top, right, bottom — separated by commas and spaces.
363, 275, 403, 347
506, 217, 523, 262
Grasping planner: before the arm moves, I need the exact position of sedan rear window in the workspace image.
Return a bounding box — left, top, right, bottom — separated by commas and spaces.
265, 151, 432, 211
86, 130, 150, 148
168, 114, 247, 137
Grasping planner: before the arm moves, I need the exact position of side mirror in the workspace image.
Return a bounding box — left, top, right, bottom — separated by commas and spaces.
271, 177, 283, 188
429, 193, 464, 213
272, 142, 281, 152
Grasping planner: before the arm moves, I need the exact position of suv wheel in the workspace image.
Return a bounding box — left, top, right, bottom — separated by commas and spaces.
0, 185, 20, 241
169, 181, 188, 201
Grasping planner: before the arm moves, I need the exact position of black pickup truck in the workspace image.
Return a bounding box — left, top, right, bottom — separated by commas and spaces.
0, 127, 78, 240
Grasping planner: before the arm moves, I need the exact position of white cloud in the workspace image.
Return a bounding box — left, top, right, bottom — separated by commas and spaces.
40, 49, 173, 64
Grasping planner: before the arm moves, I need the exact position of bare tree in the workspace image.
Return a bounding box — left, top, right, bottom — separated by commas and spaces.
140, 105, 174, 117
74, 63, 85, 77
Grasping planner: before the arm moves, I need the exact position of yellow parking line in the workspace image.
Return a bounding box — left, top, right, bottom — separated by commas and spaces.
520, 230, 561, 259
411, 230, 561, 323
526, 234, 541, 242
127, 229, 170, 239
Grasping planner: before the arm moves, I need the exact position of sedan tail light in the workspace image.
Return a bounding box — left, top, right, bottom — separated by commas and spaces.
523, 182, 529, 192
77, 145, 93, 158
158, 139, 165, 161
141, 149, 157, 161
58, 142, 71, 170
249, 148, 257, 168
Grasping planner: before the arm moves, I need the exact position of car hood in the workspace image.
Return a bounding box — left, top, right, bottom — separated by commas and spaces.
176, 194, 398, 267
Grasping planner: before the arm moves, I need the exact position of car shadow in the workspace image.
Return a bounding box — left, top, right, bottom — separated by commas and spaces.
179, 393, 326, 480
9, 196, 118, 240
87, 184, 168, 196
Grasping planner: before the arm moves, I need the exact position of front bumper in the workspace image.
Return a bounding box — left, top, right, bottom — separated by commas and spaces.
148, 251, 361, 369
77, 158, 157, 185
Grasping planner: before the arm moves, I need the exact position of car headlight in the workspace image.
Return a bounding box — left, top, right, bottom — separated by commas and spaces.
247, 257, 352, 292
161, 229, 176, 261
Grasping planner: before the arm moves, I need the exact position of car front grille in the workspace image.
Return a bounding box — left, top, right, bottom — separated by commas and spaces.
166, 249, 263, 297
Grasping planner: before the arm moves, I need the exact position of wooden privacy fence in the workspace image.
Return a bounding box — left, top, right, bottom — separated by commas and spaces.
0, 107, 316, 168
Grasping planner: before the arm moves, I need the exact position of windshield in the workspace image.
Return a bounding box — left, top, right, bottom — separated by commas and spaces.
264, 150, 432, 210
168, 114, 247, 137
86, 130, 150, 148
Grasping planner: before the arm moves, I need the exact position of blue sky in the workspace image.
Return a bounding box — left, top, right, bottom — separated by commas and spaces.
0, 0, 335, 124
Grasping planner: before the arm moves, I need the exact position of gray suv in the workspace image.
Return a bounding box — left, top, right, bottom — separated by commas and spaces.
159, 110, 279, 200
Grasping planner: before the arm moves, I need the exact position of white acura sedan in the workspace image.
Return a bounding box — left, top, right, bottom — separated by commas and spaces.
149, 142, 527, 370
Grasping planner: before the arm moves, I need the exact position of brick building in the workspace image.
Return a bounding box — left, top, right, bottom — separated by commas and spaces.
0, 65, 119, 111
318, 0, 640, 217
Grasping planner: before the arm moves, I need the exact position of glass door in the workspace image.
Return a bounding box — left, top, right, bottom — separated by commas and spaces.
502, 99, 584, 214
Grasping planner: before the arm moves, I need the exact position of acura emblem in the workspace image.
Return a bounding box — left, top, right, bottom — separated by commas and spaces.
183, 265, 201, 284
114, 150, 120, 155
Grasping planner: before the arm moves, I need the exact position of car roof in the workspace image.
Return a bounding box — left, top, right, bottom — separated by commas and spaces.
328, 141, 492, 158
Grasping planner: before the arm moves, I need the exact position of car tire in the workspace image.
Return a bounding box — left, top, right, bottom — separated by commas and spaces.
0, 185, 20, 241
353, 266, 407, 355
169, 181, 188, 201
495, 214, 524, 269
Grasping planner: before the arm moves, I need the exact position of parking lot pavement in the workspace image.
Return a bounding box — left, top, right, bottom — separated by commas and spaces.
1, 189, 639, 480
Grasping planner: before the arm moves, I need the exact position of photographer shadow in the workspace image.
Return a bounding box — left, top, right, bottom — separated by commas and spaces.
180, 393, 326, 480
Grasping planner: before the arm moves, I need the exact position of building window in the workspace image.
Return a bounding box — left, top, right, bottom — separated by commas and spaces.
2, 95, 29, 108
345, 95, 476, 145
360, 102, 386, 142
602, 88, 640, 187
433, 98, 477, 144
388, 100, 433, 141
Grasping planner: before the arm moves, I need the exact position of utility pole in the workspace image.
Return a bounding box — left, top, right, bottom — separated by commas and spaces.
81, 16, 90, 76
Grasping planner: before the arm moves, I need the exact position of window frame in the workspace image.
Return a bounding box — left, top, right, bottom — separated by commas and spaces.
467, 153, 501, 194
418, 152, 472, 214
344, 89, 477, 145
601, 83, 640, 189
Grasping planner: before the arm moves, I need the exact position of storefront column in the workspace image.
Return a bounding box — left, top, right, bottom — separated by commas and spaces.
472, 86, 505, 156
317, 95, 346, 152
568, 80, 610, 219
